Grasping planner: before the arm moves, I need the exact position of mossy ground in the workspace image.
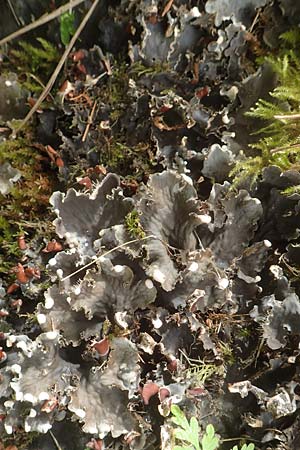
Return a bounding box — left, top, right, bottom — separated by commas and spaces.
0, 137, 55, 277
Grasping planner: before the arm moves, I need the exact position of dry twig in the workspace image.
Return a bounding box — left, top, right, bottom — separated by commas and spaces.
15, 0, 100, 134
82, 100, 97, 142
0, 0, 86, 46
61, 235, 156, 282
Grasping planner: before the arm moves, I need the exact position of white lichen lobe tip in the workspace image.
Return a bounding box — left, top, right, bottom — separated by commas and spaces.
189, 262, 199, 272
87, 426, 98, 435
4, 400, 14, 409
48, 258, 57, 266
25, 423, 32, 433
152, 268, 166, 284
145, 279, 154, 289
4, 424, 13, 434
24, 393, 35, 403
15, 391, 23, 401
46, 330, 58, 340
16, 340, 28, 353
199, 214, 211, 224
45, 296, 54, 309
29, 408, 37, 417
39, 392, 50, 401
218, 278, 229, 290
114, 265, 125, 273
153, 317, 163, 329
56, 268, 63, 278
6, 336, 15, 347
74, 286, 81, 295
75, 408, 86, 419
37, 314, 47, 325
11, 363, 22, 374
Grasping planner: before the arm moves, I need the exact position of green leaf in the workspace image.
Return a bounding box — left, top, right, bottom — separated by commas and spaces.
190, 417, 199, 436
174, 429, 191, 442
201, 424, 220, 450
242, 445, 255, 450
230, 444, 255, 450
171, 405, 190, 430
60, 11, 76, 46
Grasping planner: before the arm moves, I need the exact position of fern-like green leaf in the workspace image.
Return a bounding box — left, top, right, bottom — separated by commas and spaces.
201, 424, 219, 450
171, 405, 190, 430
231, 444, 255, 450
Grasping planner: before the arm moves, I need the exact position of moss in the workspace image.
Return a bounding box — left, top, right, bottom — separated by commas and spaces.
125, 210, 145, 239
81, 57, 158, 179
218, 341, 235, 366
99, 140, 154, 177
101, 60, 131, 123
230, 29, 300, 189
0, 216, 23, 275
1, 430, 39, 450
0, 138, 55, 278
130, 60, 171, 78
8, 38, 60, 94
0, 138, 54, 217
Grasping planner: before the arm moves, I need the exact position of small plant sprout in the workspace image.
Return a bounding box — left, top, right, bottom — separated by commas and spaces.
170, 405, 219, 450
170, 406, 256, 450
231, 445, 255, 450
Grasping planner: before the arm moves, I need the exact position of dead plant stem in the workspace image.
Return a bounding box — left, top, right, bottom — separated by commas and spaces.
82, 100, 97, 142
15, 0, 100, 134
0, 0, 86, 46
274, 113, 300, 120
49, 430, 63, 450
270, 142, 300, 154
60, 234, 156, 281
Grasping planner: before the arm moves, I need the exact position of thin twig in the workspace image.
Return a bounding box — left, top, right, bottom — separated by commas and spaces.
161, 0, 174, 17
249, 8, 261, 33
60, 234, 156, 281
15, 0, 100, 134
270, 142, 300, 154
7, 0, 22, 26
82, 100, 97, 142
28, 73, 55, 102
0, 0, 86, 46
274, 113, 300, 120
49, 430, 63, 450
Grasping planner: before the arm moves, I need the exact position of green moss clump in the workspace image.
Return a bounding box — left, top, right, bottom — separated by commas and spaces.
0, 138, 53, 216
231, 28, 300, 188
125, 210, 145, 239
8, 38, 59, 93
100, 140, 155, 178
0, 138, 54, 276
1, 430, 40, 450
